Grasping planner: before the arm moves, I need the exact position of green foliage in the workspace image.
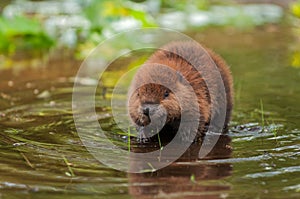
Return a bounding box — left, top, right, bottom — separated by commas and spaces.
83, 0, 156, 33
0, 0, 288, 58
0, 16, 54, 55
291, 51, 300, 68
161, 0, 210, 11
291, 0, 300, 18
129, 8, 157, 27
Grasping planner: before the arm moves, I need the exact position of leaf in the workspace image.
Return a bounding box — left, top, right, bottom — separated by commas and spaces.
129, 9, 157, 27
291, 2, 300, 18
0, 16, 54, 54
0, 16, 42, 35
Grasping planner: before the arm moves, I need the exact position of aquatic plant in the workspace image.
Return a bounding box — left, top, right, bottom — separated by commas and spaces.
0, 0, 287, 60
0, 16, 53, 55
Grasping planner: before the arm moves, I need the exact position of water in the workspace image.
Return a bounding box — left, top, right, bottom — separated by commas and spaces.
0, 25, 300, 199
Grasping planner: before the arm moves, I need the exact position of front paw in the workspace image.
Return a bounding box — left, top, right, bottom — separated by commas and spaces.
137, 126, 150, 143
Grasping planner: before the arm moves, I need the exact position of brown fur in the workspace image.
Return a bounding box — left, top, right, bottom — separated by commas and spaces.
128, 41, 233, 142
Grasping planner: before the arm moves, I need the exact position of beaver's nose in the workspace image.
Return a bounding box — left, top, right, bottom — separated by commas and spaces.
143, 107, 150, 116
141, 104, 158, 116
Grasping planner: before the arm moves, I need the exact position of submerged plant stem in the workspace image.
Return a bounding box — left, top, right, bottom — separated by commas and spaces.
63, 156, 75, 177
260, 99, 265, 130
20, 152, 35, 169
157, 132, 163, 150
128, 127, 131, 152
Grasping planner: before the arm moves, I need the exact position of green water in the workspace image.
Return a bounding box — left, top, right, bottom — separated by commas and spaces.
0, 25, 300, 199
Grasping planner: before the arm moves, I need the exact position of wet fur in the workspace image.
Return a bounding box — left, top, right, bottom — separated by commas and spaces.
128, 41, 233, 142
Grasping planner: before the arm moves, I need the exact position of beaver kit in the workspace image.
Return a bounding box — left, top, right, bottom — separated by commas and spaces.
128, 41, 233, 143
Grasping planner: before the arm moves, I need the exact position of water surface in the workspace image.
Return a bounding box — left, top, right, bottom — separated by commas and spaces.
0, 25, 300, 199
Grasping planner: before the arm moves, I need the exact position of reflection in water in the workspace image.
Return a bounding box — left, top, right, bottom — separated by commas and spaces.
129, 134, 232, 199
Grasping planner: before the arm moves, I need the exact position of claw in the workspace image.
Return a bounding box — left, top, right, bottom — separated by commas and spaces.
137, 126, 150, 143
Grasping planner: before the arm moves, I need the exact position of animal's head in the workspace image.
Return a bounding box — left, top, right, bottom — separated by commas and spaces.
129, 83, 181, 128
127, 64, 191, 131
127, 63, 201, 142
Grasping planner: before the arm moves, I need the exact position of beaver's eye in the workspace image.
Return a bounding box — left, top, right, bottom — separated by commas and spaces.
164, 90, 169, 98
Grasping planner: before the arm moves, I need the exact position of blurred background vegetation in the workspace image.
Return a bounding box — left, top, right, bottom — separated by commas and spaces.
0, 0, 299, 67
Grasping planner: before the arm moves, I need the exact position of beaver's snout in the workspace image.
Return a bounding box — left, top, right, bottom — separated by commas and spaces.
141, 104, 159, 117
138, 103, 168, 142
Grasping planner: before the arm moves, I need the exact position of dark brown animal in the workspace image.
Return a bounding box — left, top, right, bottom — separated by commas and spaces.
128, 41, 233, 142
